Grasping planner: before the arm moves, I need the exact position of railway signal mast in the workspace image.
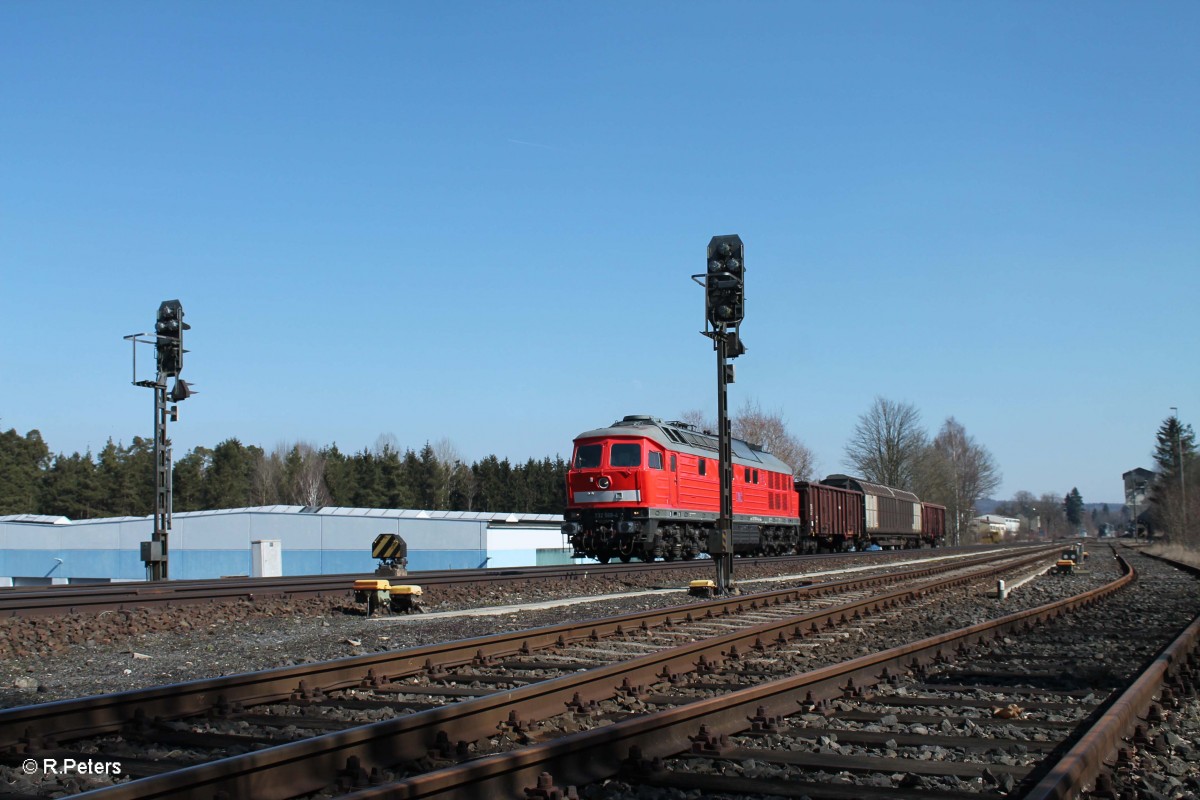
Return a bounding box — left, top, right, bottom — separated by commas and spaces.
694, 234, 745, 594
124, 300, 195, 581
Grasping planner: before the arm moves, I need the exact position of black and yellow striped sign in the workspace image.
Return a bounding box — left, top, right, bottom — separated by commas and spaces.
372, 533, 406, 560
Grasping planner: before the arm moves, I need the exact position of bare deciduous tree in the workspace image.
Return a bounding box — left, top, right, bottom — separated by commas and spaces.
250, 446, 284, 505
732, 399, 815, 481
676, 409, 713, 434
678, 402, 815, 479
994, 490, 1041, 535
373, 433, 399, 456
844, 397, 927, 490
1038, 492, 1067, 537
283, 442, 329, 507
922, 417, 1002, 544
432, 438, 475, 510
250, 442, 330, 507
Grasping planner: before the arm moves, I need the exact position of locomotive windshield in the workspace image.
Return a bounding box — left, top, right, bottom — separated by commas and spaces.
610, 443, 642, 467
573, 444, 602, 468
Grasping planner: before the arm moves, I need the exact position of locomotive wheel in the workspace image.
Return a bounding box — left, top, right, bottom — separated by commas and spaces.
619, 554, 632, 563
597, 555, 610, 564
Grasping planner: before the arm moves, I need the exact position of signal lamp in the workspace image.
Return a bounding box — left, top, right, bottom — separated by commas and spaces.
705, 235, 745, 327
155, 299, 190, 378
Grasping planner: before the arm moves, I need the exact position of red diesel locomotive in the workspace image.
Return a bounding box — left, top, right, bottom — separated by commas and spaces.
564, 415, 946, 561
562, 415, 798, 562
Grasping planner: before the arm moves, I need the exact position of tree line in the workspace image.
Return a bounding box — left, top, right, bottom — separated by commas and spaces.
2, 399, 1006, 534
0, 429, 568, 519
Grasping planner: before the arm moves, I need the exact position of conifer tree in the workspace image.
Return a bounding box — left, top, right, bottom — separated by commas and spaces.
1063, 487, 1084, 528
1150, 415, 1196, 539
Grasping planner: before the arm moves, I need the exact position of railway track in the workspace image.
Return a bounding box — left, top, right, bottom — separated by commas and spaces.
0, 547, 983, 619
351, 547, 1194, 800
0, 548, 1059, 797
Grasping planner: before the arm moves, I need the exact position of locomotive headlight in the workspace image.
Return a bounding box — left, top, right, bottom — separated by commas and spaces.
597, 477, 611, 490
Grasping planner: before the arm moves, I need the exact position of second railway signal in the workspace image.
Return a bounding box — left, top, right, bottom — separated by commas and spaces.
155, 299, 190, 378
128, 299, 196, 581
705, 234, 745, 327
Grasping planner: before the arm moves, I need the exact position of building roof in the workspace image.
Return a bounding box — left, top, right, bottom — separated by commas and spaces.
1123, 467, 1156, 480
1, 507, 562, 527
0, 514, 71, 525
572, 415, 794, 475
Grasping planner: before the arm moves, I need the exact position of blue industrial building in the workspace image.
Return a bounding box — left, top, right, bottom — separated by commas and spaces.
0, 507, 567, 584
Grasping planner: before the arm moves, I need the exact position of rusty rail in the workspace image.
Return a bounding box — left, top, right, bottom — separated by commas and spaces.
3, 548, 1049, 752
0, 547, 979, 618
61, 550, 1059, 799
330, 554, 1136, 800
1022, 552, 1200, 799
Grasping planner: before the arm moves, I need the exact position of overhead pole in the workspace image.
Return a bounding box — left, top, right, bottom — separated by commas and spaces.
693, 234, 745, 595
1172, 407, 1187, 538
715, 328, 734, 594
125, 300, 194, 581
152, 378, 170, 579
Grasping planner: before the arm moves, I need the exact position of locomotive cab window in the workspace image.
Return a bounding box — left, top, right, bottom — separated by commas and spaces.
698, 458, 706, 476
610, 443, 642, 467
670, 454, 676, 472
574, 444, 602, 469
744, 467, 751, 482
648, 451, 663, 470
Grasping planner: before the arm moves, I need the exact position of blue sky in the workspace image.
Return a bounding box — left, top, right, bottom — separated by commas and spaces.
2, 2, 1196, 505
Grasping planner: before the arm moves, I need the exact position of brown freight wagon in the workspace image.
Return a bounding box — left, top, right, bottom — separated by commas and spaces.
821, 474, 924, 548
921, 502, 946, 546
795, 480, 863, 552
